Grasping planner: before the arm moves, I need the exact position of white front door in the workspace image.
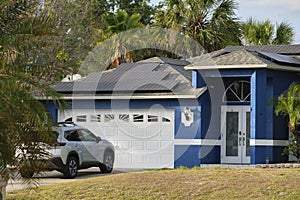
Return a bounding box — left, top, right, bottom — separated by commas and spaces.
221, 106, 250, 164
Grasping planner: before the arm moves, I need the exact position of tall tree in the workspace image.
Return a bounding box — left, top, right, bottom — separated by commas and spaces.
101, 11, 144, 68
153, 0, 242, 52
0, 0, 96, 195
275, 82, 300, 161
241, 18, 295, 45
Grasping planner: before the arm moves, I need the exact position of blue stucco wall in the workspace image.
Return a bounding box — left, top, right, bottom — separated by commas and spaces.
198, 68, 299, 164
174, 145, 220, 167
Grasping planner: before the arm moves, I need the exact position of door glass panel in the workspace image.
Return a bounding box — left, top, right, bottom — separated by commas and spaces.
226, 112, 238, 156
246, 111, 250, 156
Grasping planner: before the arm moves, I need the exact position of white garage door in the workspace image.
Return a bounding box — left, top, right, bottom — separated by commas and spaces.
58, 109, 174, 169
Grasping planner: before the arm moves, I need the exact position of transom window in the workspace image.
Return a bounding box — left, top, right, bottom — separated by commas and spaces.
223, 81, 250, 103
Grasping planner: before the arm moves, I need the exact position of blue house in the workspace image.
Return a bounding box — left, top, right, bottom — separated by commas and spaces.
42, 44, 300, 168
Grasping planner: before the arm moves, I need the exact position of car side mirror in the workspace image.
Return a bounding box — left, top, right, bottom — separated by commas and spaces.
96, 136, 102, 143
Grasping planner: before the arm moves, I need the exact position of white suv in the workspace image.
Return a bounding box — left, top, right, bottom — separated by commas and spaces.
48, 122, 115, 178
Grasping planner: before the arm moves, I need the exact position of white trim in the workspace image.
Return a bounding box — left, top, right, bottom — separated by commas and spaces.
184, 64, 267, 70
37, 88, 207, 100
174, 139, 221, 146
185, 64, 300, 72
250, 139, 289, 146
45, 95, 199, 100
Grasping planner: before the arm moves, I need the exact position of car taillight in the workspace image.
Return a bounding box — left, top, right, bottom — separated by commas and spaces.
53, 142, 66, 147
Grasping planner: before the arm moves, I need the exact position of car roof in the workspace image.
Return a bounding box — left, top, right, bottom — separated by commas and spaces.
53, 124, 84, 132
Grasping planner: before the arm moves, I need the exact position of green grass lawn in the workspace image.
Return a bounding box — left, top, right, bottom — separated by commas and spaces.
7, 168, 300, 200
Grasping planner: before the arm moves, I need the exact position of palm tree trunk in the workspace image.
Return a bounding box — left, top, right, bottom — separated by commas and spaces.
0, 176, 7, 200
295, 130, 300, 161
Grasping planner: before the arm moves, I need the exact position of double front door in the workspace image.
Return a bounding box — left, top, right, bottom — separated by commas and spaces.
221, 106, 250, 164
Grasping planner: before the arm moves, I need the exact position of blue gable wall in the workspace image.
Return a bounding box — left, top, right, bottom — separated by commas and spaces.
194, 68, 299, 164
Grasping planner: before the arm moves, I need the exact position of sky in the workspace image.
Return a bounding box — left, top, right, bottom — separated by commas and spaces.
151, 0, 300, 44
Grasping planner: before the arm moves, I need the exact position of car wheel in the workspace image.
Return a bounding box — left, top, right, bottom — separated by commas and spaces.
100, 151, 114, 173
63, 156, 78, 178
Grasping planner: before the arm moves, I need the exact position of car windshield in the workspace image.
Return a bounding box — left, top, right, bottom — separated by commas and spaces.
78, 129, 97, 142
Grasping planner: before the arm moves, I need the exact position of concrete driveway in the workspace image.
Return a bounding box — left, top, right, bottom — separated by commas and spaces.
6, 168, 140, 192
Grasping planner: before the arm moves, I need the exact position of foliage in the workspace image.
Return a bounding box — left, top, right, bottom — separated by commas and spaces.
275, 82, 300, 160
241, 18, 295, 45
0, 0, 121, 186
90, 0, 154, 25
100, 11, 145, 68
153, 0, 242, 52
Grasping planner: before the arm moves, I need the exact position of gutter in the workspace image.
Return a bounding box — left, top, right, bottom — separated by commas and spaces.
37, 87, 207, 100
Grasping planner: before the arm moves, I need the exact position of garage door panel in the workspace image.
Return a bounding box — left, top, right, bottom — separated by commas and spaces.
116, 153, 131, 167
160, 127, 173, 138
146, 141, 160, 151
103, 126, 117, 137
131, 127, 147, 138
146, 154, 160, 168
132, 154, 145, 165
116, 141, 130, 151
160, 154, 174, 168
146, 124, 162, 138
131, 141, 145, 151
161, 141, 173, 151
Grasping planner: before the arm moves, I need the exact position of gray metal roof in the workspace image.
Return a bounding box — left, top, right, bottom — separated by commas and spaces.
53, 62, 183, 93
139, 57, 192, 81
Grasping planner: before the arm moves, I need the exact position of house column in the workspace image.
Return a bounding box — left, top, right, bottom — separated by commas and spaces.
250, 70, 270, 164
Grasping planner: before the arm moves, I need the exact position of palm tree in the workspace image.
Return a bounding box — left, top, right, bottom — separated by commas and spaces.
153, 0, 242, 52
275, 82, 300, 161
273, 22, 295, 45
241, 18, 295, 45
101, 11, 144, 68
0, 0, 65, 195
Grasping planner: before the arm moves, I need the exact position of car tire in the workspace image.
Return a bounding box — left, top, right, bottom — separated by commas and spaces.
100, 151, 114, 173
63, 156, 78, 178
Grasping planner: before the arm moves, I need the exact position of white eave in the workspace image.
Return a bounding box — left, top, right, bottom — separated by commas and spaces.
37, 87, 207, 100
185, 63, 300, 72
184, 64, 267, 70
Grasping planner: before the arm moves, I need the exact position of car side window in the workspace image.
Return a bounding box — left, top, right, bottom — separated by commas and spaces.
64, 130, 81, 141
78, 129, 97, 142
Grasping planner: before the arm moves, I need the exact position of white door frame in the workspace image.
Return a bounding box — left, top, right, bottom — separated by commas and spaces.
221, 106, 250, 164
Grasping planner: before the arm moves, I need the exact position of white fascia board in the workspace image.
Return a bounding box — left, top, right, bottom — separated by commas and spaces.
37, 88, 208, 100
38, 94, 202, 100
184, 64, 267, 70
250, 139, 289, 146
185, 64, 300, 73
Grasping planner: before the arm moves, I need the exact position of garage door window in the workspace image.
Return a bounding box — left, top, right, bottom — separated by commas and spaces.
119, 114, 129, 122
162, 117, 171, 122
148, 115, 158, 122
91, 114, 101, 122
104, 114, 114, 122
133, 114, 144, 122
76, 115, 87, 122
